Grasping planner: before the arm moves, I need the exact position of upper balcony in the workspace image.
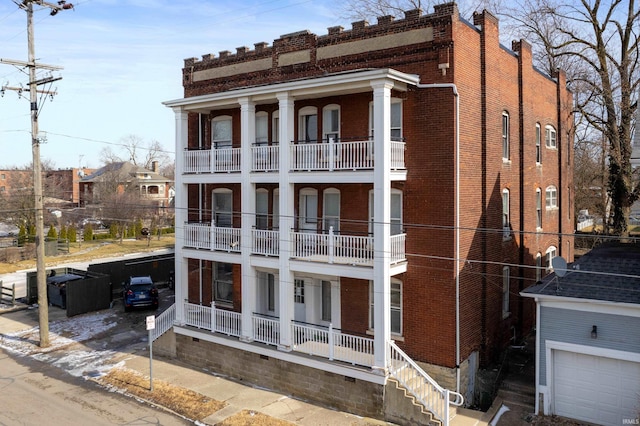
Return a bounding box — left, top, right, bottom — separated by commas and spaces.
182, 138, 405, 176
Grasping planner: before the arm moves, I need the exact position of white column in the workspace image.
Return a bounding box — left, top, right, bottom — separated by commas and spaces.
371, 80, 393, 371
277, 92, 295, 350
239, 97, 256, 342
173, 107, 189, 324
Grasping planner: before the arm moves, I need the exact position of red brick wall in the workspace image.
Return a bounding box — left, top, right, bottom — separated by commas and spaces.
180, 6, 573, 370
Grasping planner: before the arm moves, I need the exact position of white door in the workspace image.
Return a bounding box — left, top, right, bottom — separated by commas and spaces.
553, 350, 640, 426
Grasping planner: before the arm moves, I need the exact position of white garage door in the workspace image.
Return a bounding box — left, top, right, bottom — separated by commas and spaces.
554, 350, 640, 426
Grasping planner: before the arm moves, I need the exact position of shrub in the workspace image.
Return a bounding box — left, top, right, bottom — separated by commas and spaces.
68, 226, 77, 243
59, 225, 67, 240
83, 225, 94, 241
47, 224, 58, 239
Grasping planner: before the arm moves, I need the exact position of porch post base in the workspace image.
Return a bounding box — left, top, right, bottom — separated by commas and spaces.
239, 336, 254, 343
277, 344, 293, 352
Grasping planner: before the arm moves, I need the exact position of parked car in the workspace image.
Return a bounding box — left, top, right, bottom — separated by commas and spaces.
122, 276, 158, 312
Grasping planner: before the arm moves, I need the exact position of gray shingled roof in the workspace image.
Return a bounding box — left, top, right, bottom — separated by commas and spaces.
521, 243, 640, 304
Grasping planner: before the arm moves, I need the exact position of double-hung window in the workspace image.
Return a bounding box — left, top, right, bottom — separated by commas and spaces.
255, 189, 268, 230
502, 189, 510, 239
214, 262, 233, 304
369, 280, 402, 335
545, 125, 557, 149
255, 112, 268, 145
323, 189, 340, 233
299, 107, 318, 143
212, 116, 232, 149
546, 246, 557, 272
502, 266, 510, 318
368, 189, 403, 235
213, 189, 232, 227
545, 186, 558, 209
502, 112, 510, 160
536, 253, 542, 282
535, 123, 542, 164
536, 188, 542, 229
369, 99, 403, 141
323, 105, 340, 143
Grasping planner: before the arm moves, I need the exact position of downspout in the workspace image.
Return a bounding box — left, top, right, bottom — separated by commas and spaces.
416, 82, 460, 393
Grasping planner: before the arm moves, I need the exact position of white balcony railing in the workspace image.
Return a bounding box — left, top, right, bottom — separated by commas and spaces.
390, 233, 407, 264
251, 229, 280, 256
252, 314, 280, 345
292, 322, 374, 367
291, 228, 372, 265
181, 301, 375, 367
251, 145, 279, 172
184, 140, 405, 174
183, 148, 241, 174
184, 223, 241, 253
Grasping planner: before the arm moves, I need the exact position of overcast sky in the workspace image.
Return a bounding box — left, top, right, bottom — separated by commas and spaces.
0, 0, 342, 169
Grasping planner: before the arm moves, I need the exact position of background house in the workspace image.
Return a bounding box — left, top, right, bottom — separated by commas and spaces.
521, 243, 640, 426
79, 161, 173, 212
161, 3, 573, 424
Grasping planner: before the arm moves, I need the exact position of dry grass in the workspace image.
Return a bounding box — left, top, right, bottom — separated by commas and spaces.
217, 410, 295, 426
99, 368, 224, 421
0, 237, 175, 275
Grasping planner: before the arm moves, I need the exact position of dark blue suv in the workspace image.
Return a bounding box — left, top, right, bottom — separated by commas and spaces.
123, 276, 159, 312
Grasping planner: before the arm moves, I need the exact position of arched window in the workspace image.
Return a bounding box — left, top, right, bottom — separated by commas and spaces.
535, 123, 542, 163
255, 188, 268, 229
536, 188, 542, 229
369, 99, 403, 140
299, 187, 318, 231
368, 189, 403, 235
502, 189, 510, 239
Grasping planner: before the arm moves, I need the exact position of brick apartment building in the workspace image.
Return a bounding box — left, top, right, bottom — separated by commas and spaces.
0, 167, 92, 206
162, 4, 573, 424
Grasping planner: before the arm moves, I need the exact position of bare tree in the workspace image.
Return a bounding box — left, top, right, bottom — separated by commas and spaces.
500, 0, 640, 237
99, 135, 172, 172
101, 191, 150, 243
338, 0, 500, 21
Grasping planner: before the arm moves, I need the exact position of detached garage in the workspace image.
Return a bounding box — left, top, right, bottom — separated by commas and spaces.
522, 244, 640, 426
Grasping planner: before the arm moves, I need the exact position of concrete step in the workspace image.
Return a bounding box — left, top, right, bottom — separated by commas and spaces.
497, 388, 535, 409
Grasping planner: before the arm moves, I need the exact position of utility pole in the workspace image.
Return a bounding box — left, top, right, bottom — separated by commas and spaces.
0, 0, 73, 348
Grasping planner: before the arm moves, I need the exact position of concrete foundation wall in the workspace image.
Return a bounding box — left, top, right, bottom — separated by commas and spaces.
175, 334, 385, 419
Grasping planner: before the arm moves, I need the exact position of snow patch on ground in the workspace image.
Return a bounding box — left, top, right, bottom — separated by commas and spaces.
0, 310, 121, 377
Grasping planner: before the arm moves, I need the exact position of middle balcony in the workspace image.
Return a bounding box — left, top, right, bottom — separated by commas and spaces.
183, 223, 407, 268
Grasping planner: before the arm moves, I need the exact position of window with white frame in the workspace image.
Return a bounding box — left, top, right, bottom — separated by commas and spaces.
369, 189, 403, 235
536, 188, 542, 229
299, 188, 318, 230
546, 246, 557, 272
255, 111, 268, 145
502, 266, 510, 318
213, 189, 232, 227
256, 189, 268, 230
321, 280, 332, 322
545, 125, 557, 149
535, 123, 542, 164
369, 99, 403, 141
323, 104, 340, 142
272, 111, 279, 144
299, 106, 317, 143
502, 112, 510, 160
323, 189, 340, 233
545, 185, 558, 209
214, 262, 233, 304
212, 116, 232, 148
294, 279, 305, 303
369, 279, 402, 335
536, 253, 542, 282
273, 189, 279, 230
502, 189, 510, 239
